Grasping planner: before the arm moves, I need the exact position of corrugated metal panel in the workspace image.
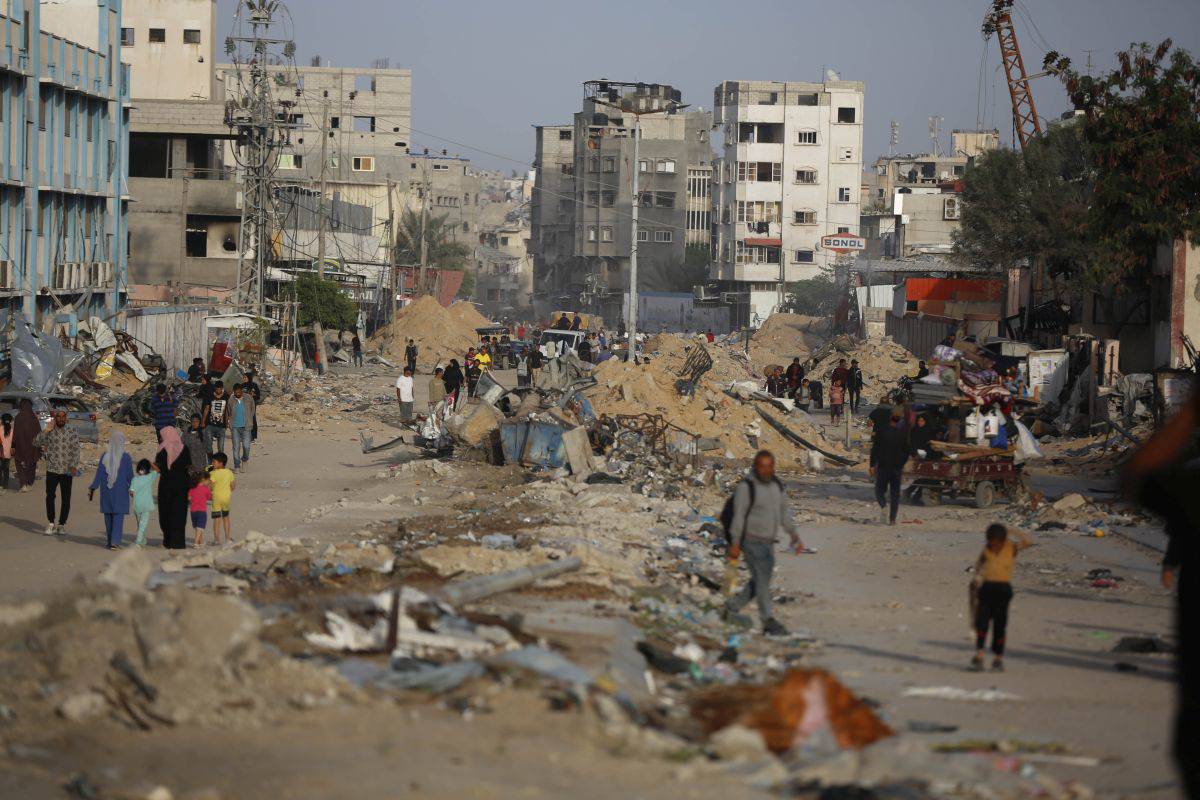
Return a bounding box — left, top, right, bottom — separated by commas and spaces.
121, 305, 229, 373
885, 313, 957, 360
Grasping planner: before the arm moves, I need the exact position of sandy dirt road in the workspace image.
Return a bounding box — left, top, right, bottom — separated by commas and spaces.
0, 367, 1183, 798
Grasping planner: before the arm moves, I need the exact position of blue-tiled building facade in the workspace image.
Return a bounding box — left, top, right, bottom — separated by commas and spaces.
0, 0, 128, 322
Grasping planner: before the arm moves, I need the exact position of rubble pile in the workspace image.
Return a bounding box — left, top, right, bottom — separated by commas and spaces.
643, 333, 753, 387
369, 296, 486, 370
446, 300, 492, 331
586, 352, 803, 464
0, 549, 349, 738
748, 313, 829, 371
807, 335, 919, 403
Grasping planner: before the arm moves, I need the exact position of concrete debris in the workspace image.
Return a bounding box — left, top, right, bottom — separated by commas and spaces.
313, 542, 396, 574
446, 401, 503, 446
99, 548, 155, 594
0, 600, 47, 627
56, 691, 108, 722
901, 686, 1022, 702
1051, 492, 1089, 512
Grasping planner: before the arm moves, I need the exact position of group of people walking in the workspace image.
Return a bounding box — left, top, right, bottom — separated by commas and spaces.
767, 357, 865, 422
1, 360, 256, 552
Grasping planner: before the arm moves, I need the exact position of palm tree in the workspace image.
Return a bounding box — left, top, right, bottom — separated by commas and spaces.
394, 208, 471, 271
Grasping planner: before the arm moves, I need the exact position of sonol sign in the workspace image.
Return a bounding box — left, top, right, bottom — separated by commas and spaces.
819, 234, 866, 252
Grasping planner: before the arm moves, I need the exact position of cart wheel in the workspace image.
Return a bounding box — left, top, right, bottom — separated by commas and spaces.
974, 481, 995, 509
922, 490, 941, 507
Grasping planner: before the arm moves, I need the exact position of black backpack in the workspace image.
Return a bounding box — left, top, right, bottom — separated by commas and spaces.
719, 477, 781, 544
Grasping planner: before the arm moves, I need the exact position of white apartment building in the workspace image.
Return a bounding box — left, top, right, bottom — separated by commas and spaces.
709, 79, 865, 326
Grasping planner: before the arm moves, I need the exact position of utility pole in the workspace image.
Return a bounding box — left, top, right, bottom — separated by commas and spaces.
387, 179, 399, 351
627, 114, 640, 362
418, 167, 430, 296
228, 0, 297, 316
312, 92, 331, 374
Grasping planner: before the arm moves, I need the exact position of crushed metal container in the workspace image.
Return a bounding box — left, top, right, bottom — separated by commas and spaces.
500, 420, 569, 468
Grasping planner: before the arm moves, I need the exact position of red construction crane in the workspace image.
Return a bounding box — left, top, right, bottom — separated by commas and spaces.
983, 0, 1043, 151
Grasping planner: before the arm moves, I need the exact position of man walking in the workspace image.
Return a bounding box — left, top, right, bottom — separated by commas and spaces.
150, 384, 177, 434
351, 334, 364, 367
404, 339, 419, 375
241, 370, 262, 442
870, 409, 909, 525
428, 367, 448, 414
724, 450, 805, 636
202, 382, 229, 456
848, 359, 864, 414
396, 366, 415, 421
35, 410, 80, 535
228, 384, 255, 471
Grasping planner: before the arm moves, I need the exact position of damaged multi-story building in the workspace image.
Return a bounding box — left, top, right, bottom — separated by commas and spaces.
859, 129, 999, 259
705, 79, 865, 326
0, 0, 128, 321
123, 0, 240, 292
214, 60, 483, 254
530, 83, 713, 324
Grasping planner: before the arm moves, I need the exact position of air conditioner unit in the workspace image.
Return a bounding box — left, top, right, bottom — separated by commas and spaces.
0, 260, 11, 289
943, 196, 961, 220
88, 262, 113, 286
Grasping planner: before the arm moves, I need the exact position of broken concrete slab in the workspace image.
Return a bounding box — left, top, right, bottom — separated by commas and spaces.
0, 600, 47, 627
447, 402, 503, 446
56, 691, 108, 722
99, 548, 154, 594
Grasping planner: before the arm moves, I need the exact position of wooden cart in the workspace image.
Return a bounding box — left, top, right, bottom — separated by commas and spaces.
905, 443, 1026, 509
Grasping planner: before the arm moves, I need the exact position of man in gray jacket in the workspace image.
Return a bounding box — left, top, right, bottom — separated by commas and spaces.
725, 450, 804, 635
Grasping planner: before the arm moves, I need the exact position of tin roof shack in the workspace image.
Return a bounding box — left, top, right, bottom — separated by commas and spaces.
885, 278, 1003, 358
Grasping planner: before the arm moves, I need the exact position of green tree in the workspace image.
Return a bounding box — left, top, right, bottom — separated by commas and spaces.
953, 122, 1098, 279
785, 271, 840, 316
394, 209, 472, 271
294, 273, 358, 330
1043, 41, 1200, 282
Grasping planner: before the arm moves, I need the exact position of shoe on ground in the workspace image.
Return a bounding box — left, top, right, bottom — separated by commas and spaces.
763, 618, 789, 637
879, 507, 889, 525
968, 656, 984, 672
55, 524, 66, 536
991, 658, 1005, 672
43, 522, 55, 536
889, 517, 897, 526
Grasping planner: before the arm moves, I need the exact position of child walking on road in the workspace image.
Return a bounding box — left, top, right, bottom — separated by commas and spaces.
188, 472, 213, 547
208, 453, 236, 545
130, 459, 157, 547
971, 523, 1034, 671
829, 379, 846, 425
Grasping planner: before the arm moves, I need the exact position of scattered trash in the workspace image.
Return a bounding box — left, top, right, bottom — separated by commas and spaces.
1113, 636, 1175, 654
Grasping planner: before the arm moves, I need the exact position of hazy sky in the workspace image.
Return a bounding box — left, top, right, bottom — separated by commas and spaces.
217, 0, 1200, 173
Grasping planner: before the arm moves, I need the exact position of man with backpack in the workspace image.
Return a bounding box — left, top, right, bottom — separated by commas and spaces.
722, 450, 805, 636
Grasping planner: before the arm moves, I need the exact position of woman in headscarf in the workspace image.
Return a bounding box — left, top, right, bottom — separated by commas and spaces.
11, 398, 40, 492
88, 430, 134, 549
180, 412, 208, 476
155, 425, 192, 550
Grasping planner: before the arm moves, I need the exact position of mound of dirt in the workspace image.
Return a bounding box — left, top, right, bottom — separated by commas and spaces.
749, 314, 829, 371
369, 296, 481, 370
586, 342, 844, 468
807, 336, 919, 403
447, 301, 492, 330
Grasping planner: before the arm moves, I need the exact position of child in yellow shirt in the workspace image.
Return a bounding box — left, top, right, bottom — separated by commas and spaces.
207, 452, 237, 545
971, 524, 1033, 672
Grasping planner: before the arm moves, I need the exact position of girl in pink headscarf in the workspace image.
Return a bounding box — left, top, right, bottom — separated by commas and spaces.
154, 426, 192, 549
